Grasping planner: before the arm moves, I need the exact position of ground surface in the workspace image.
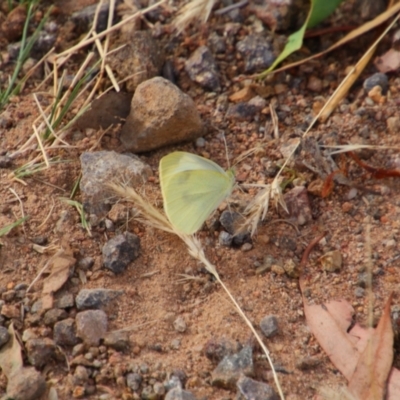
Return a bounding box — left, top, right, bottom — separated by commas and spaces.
1, 0, 400, 399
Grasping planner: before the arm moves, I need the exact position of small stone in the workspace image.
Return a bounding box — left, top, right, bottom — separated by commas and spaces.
226, 102, 259, 121
72, 343, 86, 356
241, 243, 253, 252
170, 338, 181, 350
0, 326, 10, 347
357, 272, 368, 288
219, 231, 233, 247
236, 34, 275, 73
204, 337, 235, 363
342, 202, 353, 213
282, 186, 312, 225
120, 77, 204, 152
71, 2, 110, 34
80, 151, 152, 217
165, 388, 197, 400
76, 288, 124, 310
368, 86, 385, 104
363, 72, 388, 94
296, 356, 322, 370
387, 116, 400, 134
2, 5, 26, 41
219, 211, 249, 245
173, 316, 187, 333
43, 308, 68, 325
54, 292, 75, 309
78, 257, 95, 270
73, 365, 89, 385
127, 372, 142, 391
354, 287, 365, 298
211, 345, 254, 389
195, 137, 206, 148
2, 289, 16, 301
76, 310, 108, 346
153, 382, 166, 396
0, 155, 12, 168
260, 315, 279, 338
185, 46, 220, 91
72, 386, 86, 398
103, 330, 130, 351
26, 338, 57, 368
320, 250, 343, 272
1, 304, 20, 319
307, 76, 323, 92
102, 232, 140, 274
347, 187, 358, 200
141, 385, 156, 400
236, 376, 279, 400
54, 318, 79, 346
6, 367, 46, 400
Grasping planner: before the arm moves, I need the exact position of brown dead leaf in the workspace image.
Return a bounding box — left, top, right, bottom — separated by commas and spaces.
41, 244, 76, 310
0, 324, 23, 378
302, 291, 400, 399
348, 294, 394, 400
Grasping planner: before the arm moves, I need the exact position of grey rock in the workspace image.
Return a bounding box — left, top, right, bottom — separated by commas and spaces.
236, 35, 275, 73
185, 46, 220, 91
43, 308, 68, 326
120, 77, 204, 152
78, 256, 95, 270
53, 318, 79, 346
73, 365, 89, 385
282, 186, 312, 225
249, 0, 307, 31
0, 325, 10, 347
260, 315, 279, 338
211, 345, 254, 389
165, 387, 197, 400
226, 102, 259, 121
76, 310, 108, 346
80, 150, 152, 217
102, 232, 140, 274
71, 2, 110, 34
354, 287, 365, 298
363, 72, 389, 94
236, 376, 279, 400
31, 299, 43, 314
173, 316, 187, 333
108, 30, 164, 92
6, 367, 46, 400
103, 330, 130, 351
219, 231, 233, 247
26, 337, 57, 368
296, 356, 322, 370
2, 289, 16, 301
219, 211, 250, 246
208, 32, 226, 54
127, 372, 142, 391
8, 31, 56, 60
170, 338, 181, 350
204, 337, 236, 363
54, 292, 75, 309
76, 288, 123, 310
0, 155, 12, 168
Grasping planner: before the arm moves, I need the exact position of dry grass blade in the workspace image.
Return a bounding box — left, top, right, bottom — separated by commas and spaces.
319, 11, 400, 122
108, 181, 285, 399
266, 2, 400, 77
173, 0, 217, 33
321, 144, 400, 155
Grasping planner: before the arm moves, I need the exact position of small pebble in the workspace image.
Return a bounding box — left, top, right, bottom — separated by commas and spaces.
173, 316, 187, 333
260, 315, 279, 338
363, 72, 388, 94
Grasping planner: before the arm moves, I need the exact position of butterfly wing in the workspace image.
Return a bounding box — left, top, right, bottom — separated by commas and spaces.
160, 152, 235, 234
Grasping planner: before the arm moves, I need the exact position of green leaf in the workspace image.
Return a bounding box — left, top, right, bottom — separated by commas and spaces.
260, 0, 344, 76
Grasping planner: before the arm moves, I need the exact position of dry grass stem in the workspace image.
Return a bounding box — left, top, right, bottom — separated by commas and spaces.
270, 103, 279, 139
8, 188, 26, 235
109, 182, 285, 399
321, 144, 400, 155
32, 124, 50, 169
173, 0, 217, 33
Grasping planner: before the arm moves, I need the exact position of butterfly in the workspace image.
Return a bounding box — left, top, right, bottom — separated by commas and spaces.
160, 151, 235, 234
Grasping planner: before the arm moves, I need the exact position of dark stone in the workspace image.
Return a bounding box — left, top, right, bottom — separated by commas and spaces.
204, 337, 236, 363
219, 211, 250, 245
26, 337, 57, 368
0, 156, 12, 168
53, 318, 79, 346
103, 330, 130, 351
219, 231, 233, 247
71, 2, 110, 34
0, 326, 10, 347
236, 376, 279, 400
226, 102, 259, 121
6, 367, 46, 400
363, 72, 389, 94
43, 308, 68, 326
211, 345, 254, 389
185, 46, 220, 91
76, 310, 108, 346
260, 315, 280, 338
236, 34, 275, 73
75, 288, 124, 310
102, 232, 140, 274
